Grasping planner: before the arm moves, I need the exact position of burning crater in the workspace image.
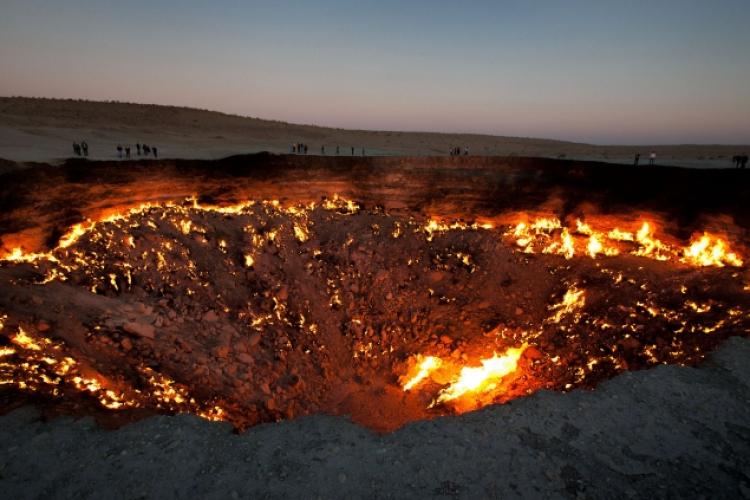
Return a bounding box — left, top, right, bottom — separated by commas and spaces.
1, 192, 748, 433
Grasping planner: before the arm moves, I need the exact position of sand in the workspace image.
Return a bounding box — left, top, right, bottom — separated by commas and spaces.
1, 97, 747, 168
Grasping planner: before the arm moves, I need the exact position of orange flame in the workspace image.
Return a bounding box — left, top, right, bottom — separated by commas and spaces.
682, 233, 743, 267
402, 355, 442, 391
435, 344, 527, 405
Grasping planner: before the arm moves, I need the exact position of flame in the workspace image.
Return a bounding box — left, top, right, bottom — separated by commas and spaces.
401, 344, 528, 411
548, 285, 586, 323
575, 219, 593, 235
632, 222, 670, 261
402, 355, 442, 391
435, 344, 527, 405
503, 216, 743, 268
608, 228, 634, 241
322, 194, 360, 214
58, 222, 94, 249
12, 327, 43, 351
682, 233, 743, 268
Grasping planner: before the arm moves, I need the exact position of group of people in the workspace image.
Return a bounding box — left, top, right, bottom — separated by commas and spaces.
72, 141, 89, 156
633, 151, 657, 166
291, 143, 309, 154
449, 146, 469, 156
289, 143, 366, 156
733, 154, 748, 168
116, 143, 158, 159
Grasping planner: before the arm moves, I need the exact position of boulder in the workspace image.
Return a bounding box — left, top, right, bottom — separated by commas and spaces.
123, 321, 155, 339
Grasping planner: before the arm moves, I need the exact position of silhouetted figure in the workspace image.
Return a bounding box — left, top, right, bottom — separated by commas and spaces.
143, 144, 151, 155
733, 155, 742, 168
81, 141, 88, 156
634, 153, 640, 166
464, 146, 469, 156
742, 154, 748, 169
351, 146, 355, 155
336, 145, 340, 155
304, 144, 308, 155
153, 146, 158, 158
137, 143, 142, 156
72, 142, 81, 156
125, 146, 131, 159
117, 144, 123, 158
649, 151, 656, 166
321, 145, 325, 155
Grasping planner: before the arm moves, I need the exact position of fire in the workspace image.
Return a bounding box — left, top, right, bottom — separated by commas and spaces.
632, 222, 670, 261
402, 355, 442, 391
0, 196, 747, 432
58, 222, 94, 249
244, 254, 255, 267
503, 216, 743, 268
587, 234, 603, 258
575, 219, 593, 235
548, 285, 586, 323
12, 327, 43, 351
401, 344, 528, 411
435, 344, 527, 406
322, 194, 360, 214
682, 233, 743, 268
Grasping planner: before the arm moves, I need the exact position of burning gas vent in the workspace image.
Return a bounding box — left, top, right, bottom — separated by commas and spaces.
0, 196, 747, 432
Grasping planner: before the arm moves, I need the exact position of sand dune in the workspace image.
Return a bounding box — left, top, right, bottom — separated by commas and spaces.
0, 97, 746, 167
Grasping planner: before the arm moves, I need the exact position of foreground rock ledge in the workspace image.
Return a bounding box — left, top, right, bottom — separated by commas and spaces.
2, 337, 750, 499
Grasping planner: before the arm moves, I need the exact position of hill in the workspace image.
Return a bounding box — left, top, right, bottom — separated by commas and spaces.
0, 97, 745, 167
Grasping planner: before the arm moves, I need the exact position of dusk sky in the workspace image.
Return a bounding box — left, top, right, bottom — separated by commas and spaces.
2, 0, 749, 144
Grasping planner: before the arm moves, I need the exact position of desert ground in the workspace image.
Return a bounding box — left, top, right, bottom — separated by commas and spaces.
1, 97, 747, 168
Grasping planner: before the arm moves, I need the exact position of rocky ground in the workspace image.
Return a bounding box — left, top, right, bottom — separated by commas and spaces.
1, 336, 750, 499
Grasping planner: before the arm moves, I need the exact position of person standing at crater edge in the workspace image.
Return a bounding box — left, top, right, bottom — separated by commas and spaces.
649, 151, 656, 166
153, 146, 158, 158
81, 141, 88, 156
634, 153, 640, 166
741, 154, 748, 169
116, 144, 123, 158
